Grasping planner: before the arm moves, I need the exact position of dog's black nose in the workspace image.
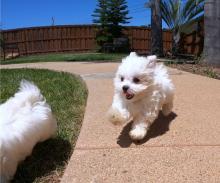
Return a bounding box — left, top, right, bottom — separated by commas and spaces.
122, 85, 129, 92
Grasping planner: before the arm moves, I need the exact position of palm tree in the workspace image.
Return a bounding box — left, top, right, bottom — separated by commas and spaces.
203, 0, 220, 66
161, 0, 204, 55
146, 0, 163, 56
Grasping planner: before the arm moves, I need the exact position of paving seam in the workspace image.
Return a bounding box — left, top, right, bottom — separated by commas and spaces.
81, 71, 184, 77
75, 144, 220, 151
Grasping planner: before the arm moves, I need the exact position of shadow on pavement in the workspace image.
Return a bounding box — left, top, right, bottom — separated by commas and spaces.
12, 137, 72, 183
117, 112, 177, 148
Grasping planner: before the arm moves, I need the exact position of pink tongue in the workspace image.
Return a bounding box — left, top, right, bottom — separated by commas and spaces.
126, 93, 132, 98
126, 93, 130, 97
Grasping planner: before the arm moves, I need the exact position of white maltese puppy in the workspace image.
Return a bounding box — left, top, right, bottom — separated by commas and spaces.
0, 80, 57, 182
108, 52, 174, 140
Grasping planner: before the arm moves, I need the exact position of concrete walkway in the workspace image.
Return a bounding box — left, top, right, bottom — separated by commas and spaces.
1, 62, 220, 182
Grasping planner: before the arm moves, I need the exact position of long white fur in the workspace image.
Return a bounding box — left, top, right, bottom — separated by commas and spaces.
108, 52, 174, 140
0, 80, 57, 182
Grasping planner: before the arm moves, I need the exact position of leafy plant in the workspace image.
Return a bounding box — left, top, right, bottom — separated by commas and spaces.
203, 68, 218, 79
161, 0, 204, 55
92, 0, 131, 51
107, 0, 131, 37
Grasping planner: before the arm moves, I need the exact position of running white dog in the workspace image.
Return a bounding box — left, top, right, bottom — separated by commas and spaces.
0, 80, 57, 182
108, 52, 174, 140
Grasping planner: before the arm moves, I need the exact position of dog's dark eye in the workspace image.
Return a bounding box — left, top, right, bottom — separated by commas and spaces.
133, 77, 140, 83
120, 77, 124, 82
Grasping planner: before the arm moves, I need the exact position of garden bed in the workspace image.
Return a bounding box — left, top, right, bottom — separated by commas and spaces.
166, 62, 220, 80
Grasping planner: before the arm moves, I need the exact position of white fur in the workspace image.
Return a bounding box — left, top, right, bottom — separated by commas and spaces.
108, 52, 174, 140
0, 80, 57, 182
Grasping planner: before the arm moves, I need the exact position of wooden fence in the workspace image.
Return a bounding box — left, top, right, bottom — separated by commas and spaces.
179, 19, 204, 56
2, 24, 203, 56
123, 27, 172, 54
2, 25, 97, 55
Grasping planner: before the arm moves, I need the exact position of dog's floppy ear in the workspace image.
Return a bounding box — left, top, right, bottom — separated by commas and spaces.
147, 55, 157, 68
129, 52, 137, 57
122, 52, 137, 63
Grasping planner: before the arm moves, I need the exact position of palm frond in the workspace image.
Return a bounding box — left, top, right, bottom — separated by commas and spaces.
161, 0, 174, 28
179, 14, 204, 34
186, 5, 204, 22
182, 0, 196, 17
161, 0, 204, 30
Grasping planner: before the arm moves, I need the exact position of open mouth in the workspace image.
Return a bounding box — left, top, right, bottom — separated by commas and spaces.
125, 92, 134, 100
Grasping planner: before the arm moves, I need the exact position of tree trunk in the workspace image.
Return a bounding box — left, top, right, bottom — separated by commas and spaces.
172, 29, 180, 56
150, 0, 163, 56
203, 0, 220, 66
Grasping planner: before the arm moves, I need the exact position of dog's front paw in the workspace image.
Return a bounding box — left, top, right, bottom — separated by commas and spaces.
107, 107, 129, 125
129, 126, 147, 140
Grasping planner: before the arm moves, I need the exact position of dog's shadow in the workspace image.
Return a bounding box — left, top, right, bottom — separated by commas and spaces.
12, 137, 72, 183
117, 112, 177, 148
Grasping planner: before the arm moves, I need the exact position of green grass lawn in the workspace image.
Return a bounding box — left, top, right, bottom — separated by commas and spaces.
0, 52, 126, 65
0, 68, 88, 182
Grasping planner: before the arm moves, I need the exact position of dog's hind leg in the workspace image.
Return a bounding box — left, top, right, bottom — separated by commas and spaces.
162, 93, 174, 116
162, 101, 173, 116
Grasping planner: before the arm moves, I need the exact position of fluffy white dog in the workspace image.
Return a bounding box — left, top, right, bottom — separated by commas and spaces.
0, 80, 57, 182
108, 52, 174, 140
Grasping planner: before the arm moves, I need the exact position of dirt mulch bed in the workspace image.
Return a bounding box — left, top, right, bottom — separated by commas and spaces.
167, 63, 220, 80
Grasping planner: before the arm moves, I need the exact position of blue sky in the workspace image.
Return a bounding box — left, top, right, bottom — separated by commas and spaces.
2, 0, 166, 30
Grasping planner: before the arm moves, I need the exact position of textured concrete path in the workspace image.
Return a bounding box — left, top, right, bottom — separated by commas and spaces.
1, 62, 220, 183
